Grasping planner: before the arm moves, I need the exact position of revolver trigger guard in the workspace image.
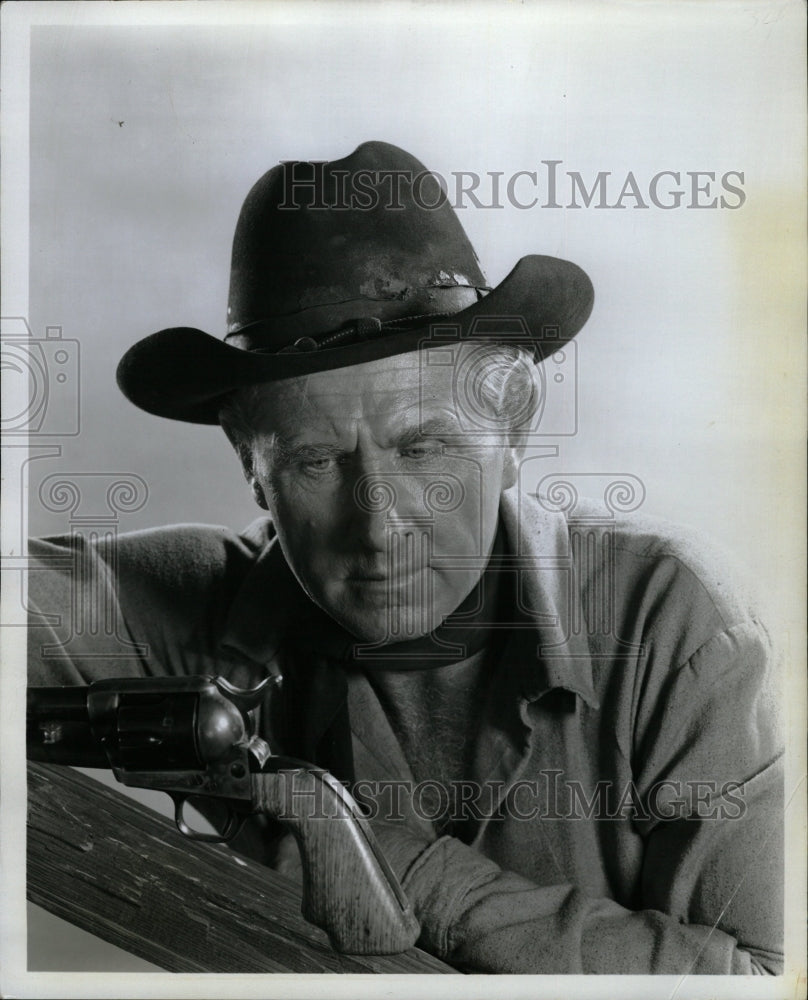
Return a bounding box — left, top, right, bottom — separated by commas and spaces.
171, 794, 246, 844
213, 673, 282, 714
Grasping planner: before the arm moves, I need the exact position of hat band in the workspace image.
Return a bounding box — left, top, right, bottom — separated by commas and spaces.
225, 285, 486, 353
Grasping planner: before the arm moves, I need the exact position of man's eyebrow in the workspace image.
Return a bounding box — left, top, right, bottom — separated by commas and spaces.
268, 437, 342, 466
399, 415, 462, 441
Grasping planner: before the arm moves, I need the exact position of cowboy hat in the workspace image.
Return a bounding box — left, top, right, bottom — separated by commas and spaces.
117, 141, 594, 424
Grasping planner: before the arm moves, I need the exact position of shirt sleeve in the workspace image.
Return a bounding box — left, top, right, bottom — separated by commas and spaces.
26, 525, 261, 684
374, 619, 784, 974
27, 534, 150, 684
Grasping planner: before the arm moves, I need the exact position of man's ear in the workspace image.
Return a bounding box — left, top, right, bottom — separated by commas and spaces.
501, 436, 526, 492
250, 478, 269, 510
220, 422, 267, 508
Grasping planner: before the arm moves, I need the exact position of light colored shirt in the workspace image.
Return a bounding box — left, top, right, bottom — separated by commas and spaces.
27, 487, 783, 974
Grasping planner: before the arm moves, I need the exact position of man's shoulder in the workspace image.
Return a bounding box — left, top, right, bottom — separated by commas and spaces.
116, 516, 274, 568
28, 517, 279, 660
31, 516, 276, 588
562, 495, 766, 649
511, 488, 763, 640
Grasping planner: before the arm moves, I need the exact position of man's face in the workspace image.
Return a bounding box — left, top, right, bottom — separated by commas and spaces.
240, 348, 520, 644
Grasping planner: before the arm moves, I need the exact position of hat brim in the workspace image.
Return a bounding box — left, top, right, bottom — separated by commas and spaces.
117, 254, 594, 424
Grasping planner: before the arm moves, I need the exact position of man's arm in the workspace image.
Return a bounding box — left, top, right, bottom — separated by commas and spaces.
369, 619, 783, 974
27, 534, 149, 684
26, 524, 264, 685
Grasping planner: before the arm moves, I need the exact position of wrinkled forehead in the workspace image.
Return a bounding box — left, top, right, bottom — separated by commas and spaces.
243, 346, 468, 431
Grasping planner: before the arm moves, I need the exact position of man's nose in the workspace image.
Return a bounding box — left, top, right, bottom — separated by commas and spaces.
347, 470, 400, 551
346, 455, 430, 551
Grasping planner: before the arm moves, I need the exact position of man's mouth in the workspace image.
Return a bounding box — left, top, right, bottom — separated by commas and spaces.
346, 567, 424, 585
345, 565, 388, 581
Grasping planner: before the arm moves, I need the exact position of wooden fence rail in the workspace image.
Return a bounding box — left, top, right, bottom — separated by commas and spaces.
27, 762, 454, 974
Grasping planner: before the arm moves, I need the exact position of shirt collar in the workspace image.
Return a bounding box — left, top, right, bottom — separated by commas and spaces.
498, 486, 600, 710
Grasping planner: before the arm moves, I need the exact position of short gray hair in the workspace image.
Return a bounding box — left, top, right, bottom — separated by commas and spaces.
219, 344, 542, 471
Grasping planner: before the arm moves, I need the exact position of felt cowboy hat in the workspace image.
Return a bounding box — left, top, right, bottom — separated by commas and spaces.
117, 141, 594, 424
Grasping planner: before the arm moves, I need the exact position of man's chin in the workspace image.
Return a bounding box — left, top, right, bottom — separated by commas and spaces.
343, 618, 436, 647
316, 579, 451, 645
327, 604, 439, 647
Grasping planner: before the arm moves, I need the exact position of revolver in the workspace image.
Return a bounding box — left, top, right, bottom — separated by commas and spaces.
27, 673, 420, 955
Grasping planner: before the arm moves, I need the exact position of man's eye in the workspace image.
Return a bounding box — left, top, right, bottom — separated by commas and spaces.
402, 442, 444, 459
301, 457, 336, 473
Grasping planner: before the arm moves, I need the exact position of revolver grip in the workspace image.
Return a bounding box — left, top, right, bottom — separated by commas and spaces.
251, 768, 420, 955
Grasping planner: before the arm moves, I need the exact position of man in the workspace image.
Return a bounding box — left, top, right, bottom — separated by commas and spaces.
27, 141, 783, 974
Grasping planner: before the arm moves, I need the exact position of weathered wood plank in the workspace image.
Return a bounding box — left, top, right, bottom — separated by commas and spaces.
27, 762, 455, 974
